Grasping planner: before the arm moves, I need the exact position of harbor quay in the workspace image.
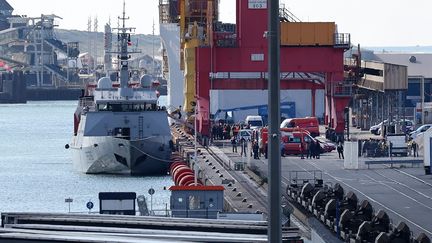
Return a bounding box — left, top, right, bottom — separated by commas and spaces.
172, 123, 432, 242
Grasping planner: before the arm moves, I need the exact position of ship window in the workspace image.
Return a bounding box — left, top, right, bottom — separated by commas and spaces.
111, 104, 122, 112
114, 127, 131, 139
98, 104, 109, 111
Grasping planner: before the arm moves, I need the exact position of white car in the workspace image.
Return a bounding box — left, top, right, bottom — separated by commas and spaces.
410, 124, 432, 139
370, 121, 385, 135
376, 120, 414, 135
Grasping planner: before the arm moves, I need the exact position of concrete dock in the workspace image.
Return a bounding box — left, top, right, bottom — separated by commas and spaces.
171, 124, 432, 241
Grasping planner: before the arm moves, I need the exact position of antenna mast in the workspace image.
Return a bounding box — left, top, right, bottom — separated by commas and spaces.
112, 0, 140, 98
152, 18, 155, 76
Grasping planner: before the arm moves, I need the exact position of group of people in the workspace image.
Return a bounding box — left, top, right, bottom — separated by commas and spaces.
212, 123, 250, 141
231, 135, 260, 159
303, 140, 322, 159
361, 138, 388, 157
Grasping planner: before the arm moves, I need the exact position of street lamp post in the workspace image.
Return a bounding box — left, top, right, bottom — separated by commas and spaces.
268, 0, 281, 242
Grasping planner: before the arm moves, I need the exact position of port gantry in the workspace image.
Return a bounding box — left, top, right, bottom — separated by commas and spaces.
160, 0, 351, 141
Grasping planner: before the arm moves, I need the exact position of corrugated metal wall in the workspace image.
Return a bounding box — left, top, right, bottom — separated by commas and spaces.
280, 22, 335, 46
384, 63, 408, 90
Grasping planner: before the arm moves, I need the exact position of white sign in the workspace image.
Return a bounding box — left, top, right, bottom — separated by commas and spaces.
248, 0, 267, 9
251, 53, 264, 61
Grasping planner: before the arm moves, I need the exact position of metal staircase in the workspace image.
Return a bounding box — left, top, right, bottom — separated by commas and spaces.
279, 4, 301, 22
44, 64, 67, 81
44, 38, 68, 54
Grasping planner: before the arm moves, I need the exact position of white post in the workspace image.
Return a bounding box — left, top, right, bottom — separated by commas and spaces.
421, 76, 425, 124
150, 194, 153, 214
344, 141, 359, 169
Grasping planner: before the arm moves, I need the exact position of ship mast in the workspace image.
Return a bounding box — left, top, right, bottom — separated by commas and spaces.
118, 0, 131, 98
111, 0, 140, 98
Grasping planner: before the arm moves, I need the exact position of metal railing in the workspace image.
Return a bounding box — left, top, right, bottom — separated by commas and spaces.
333, 82, 353, 97
279, 5, 301, 22
334, 33, 351, 48
214, 32, 237, 48
79, 97, 95, 109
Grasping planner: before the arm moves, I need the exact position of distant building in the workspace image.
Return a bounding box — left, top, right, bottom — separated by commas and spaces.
0, 0, 13, 15
0, 0, 13, 30
346, 47, 432, 127
371, 53, 432, 123
372, 53, 432, 108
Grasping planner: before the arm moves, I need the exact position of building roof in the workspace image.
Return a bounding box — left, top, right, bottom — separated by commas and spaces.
0, 0, 13, 11
373, 53, 432, 78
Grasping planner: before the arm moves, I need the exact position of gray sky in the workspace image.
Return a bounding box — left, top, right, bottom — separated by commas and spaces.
7, 0, 432, 46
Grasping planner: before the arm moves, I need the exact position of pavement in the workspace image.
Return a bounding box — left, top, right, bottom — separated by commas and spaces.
213, 137, 432, 240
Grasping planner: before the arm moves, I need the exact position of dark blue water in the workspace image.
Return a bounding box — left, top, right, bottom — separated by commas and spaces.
0, 100, 172, 213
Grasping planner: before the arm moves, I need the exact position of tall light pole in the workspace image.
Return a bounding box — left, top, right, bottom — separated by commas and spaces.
268, 0, 281, 242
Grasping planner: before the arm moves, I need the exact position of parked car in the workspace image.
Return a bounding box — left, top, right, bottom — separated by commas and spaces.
314, 136, 336, 153
372, 119, 414, 135
409, 124, 432, 139
399, 120, 415, 133
370, 121, 386, 135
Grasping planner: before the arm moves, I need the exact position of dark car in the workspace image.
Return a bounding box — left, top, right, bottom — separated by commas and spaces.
314, 136, 336, 153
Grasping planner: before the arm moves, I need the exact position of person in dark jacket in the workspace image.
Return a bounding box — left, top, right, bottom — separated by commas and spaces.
314, 141, 320, 159
240, 137, 247, 156
337, 142, 344, 159
253, 141, 259, 159
305, 141, 310, 159
412, 140, 418, 157
308, 140, 315, 159
231, 136, 238, 153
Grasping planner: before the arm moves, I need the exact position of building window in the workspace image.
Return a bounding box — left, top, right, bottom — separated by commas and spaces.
188, 196, 201, 210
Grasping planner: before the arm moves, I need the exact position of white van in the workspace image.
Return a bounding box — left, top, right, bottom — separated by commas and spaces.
245, 115, 263, 129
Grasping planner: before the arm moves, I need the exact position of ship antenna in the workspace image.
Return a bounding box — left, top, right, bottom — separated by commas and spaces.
152, 18, 155, 76
117, 0, 132, 98
122, 0, 126, 29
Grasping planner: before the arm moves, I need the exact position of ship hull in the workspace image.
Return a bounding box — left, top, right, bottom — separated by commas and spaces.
71, 135, 172, 175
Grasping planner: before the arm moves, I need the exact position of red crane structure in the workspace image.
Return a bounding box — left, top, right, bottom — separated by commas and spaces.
161, 0, 351, 141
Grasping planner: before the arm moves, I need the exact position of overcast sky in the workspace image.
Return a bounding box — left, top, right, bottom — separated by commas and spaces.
7, 0, 432, 46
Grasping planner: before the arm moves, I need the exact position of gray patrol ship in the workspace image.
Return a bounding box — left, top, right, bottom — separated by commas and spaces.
69, 3, 172, 175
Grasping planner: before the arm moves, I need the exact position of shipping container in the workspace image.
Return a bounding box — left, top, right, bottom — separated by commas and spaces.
280, 22, 335, 46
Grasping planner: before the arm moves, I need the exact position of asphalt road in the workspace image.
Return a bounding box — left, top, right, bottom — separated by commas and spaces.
248, 150, 432, 239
